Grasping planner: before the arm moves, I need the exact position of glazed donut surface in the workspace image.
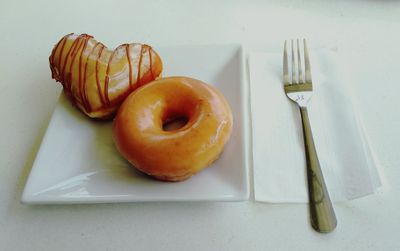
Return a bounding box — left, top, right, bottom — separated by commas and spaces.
49, 33, 163, 119
112, 76, 233, 181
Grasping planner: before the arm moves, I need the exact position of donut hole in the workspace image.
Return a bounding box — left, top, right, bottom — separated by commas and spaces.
162, 115, 189, 131
160, 89, 200, 131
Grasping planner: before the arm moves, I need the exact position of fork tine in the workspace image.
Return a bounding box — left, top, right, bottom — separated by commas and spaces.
304, 39, 312, 83
283, 40, 290, 84
291, 40, 297, 84
297, 39, 303, 83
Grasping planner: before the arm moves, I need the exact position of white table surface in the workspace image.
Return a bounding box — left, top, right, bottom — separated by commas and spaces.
1, 1, 400, 250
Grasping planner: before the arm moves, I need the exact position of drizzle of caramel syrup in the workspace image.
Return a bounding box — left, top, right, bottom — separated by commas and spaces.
49, 34, 155, 115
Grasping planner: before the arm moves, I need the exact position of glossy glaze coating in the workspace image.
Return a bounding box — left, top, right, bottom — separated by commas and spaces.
49, 33, 163, 119
112, 77, 233, 181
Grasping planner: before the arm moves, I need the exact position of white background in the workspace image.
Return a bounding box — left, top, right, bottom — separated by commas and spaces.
1, 0, 400, 250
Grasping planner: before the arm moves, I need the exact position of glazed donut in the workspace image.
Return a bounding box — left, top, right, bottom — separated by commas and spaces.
112, 77, 233, 181
49, 33, 163, 119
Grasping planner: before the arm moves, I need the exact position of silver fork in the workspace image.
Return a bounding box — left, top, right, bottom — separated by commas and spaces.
283, 39, 337, 233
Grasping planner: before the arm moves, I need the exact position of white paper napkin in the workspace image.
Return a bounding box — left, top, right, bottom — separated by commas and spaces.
249, 48, 381, 203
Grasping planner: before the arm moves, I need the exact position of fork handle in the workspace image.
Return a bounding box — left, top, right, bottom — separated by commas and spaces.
300, 107, 337, 233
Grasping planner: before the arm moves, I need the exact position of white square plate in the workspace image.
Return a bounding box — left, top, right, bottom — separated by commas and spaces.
22, 44, 250, 204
